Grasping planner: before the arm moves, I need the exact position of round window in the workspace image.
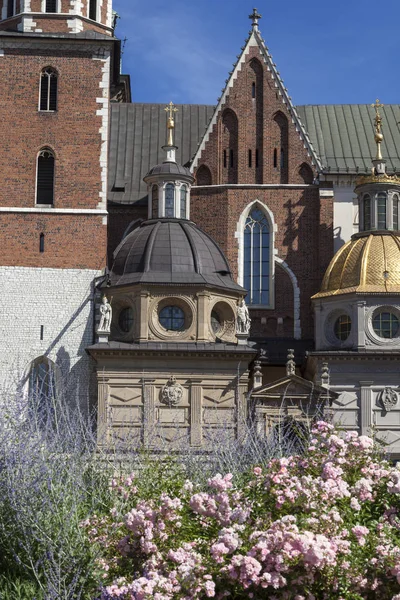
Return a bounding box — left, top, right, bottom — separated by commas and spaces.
118, 307, 134, 333
211, 310, 221, 334
159, 306, 185, 331
373, 311, 400, 339
334, 314, 351, 341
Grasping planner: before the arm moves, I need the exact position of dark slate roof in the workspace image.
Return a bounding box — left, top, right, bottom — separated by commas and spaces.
108, 103, 215, 204
144, 161, 192, 179
108, 103, 400, 205
297, 104, 400, 174
109, 218, 244, 292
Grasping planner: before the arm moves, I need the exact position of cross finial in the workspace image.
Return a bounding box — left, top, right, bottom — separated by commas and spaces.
249, 7, 261, 29
164, 101, 178, 147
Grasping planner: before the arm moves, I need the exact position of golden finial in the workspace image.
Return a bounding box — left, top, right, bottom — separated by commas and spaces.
164, 101, 178, 147
371, 99, 384, 161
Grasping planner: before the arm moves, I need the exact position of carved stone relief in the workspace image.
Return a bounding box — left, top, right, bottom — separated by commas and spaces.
380, 387, 398, 412
160, 375, 184, 406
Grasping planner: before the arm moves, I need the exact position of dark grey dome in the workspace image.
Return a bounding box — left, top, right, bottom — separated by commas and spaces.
144, 161, 193, 180
110, 218, 244, 292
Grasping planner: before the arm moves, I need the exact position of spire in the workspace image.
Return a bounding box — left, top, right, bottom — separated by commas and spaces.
248, 7, 261, 31
163, 101, 178, 163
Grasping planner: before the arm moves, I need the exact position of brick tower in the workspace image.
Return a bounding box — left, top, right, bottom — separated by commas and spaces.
0, 0, 118, 406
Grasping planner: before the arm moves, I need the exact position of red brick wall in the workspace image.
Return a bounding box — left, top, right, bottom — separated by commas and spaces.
191, 43, 334, 340
0, 49, 104, 210
0, 213, 106, 269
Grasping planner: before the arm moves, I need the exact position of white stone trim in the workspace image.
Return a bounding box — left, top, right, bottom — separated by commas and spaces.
275, 256, 301, 340
94, 51, 110, 211
41, 0, 61, 11
235, 199, 276, 309
67, 16, 83, 31
0, 207, 108, 215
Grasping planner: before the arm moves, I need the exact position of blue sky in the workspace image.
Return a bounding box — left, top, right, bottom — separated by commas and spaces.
113, 0, 400, 107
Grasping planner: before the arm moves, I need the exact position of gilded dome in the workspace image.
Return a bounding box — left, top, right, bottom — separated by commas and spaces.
313, 231, 400, 298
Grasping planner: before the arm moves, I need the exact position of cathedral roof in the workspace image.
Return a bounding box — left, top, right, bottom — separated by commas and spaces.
313, 231, 400, 299
109, 218, 244, 292
144, 160, 192, 179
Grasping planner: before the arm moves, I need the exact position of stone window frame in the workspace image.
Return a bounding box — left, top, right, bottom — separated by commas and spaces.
208, 300, 236, 341
365, 305, 400, 347
236, 200, 276, 309
110, 296, 136, 342
38, 66, 58, 112
324, 308, 353, 348
149, 295, 196, 341
36, 147, 55, 206
151, 181, 190, 220
88, 0, 98, 21
42, 0, 61, 13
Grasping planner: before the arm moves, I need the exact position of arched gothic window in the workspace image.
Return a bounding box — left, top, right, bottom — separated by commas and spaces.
180, 185, 187, 219
363, 194, 371, 230
243, 208, 270, 305
29, 357, 58, 425
377, 192, 387, 229
165, 183, 175, 217
36, 148, 55, 205
39, 67, 57, 111
393, 194, 399, 230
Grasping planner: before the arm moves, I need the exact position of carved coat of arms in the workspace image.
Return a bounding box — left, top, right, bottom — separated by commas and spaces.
161, 375, 183, 407
380, 387, 398, 412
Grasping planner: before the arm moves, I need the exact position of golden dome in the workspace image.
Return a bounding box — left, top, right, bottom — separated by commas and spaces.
313, 232, 400, 299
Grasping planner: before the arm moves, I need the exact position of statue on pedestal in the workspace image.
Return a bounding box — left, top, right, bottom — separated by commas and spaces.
236, 299, 251, 335
98, 295, 112, 333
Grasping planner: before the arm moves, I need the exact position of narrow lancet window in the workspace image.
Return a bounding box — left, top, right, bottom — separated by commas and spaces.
89, 0, 97, 20
45, 0, 57, 12
39, 67, 57, 111
39, 233, 45, 253
248, 149, 252, 168
393, 194, 399, 230
165, 183, 175, 218
36, 148, 55, 205
252, 82, 256, 99
180, 185, 187, 219
243, 208, 270, 305
273, 148, 278, 168
377, 192, 387, 229
363, 195, 371, 230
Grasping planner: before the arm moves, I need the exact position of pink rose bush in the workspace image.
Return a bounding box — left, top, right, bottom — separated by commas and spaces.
83, 423, 400, 599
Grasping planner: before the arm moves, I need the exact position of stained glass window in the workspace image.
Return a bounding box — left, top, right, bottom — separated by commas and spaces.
243, 208, 270, 305
159, 306, 185, 331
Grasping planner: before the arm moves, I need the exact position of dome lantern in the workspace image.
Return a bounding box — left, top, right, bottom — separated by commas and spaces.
143, 102, 194, 220
355, 99, 400, 233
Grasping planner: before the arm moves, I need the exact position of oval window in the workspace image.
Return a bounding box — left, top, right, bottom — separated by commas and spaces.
334, 315, 351, 341
159, 306, 185, 331
373, 311, 399, 339
118, 307, 134, 333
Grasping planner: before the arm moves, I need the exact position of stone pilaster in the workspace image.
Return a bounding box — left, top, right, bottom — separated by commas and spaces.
360, 381, 374, 435
190, 385, 202, 446
97, 376, 109, 444
237, 382, 248, 440
144, 384, 156, 446
196, 292, 209, 341
139, 291, 150, 341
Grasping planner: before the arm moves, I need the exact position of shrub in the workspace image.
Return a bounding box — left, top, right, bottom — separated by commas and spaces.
84, 423, 400, 600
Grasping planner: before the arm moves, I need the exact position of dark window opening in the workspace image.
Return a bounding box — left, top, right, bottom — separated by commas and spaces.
40, 325, 44, 341
281, 148, 285, 169
255, 149, 259, 168
248, 149, 252, 168
251, 82, 256, 99
273, 148, 278, 168
37, 149, 55, 205
40, 67, 57, 111
45, 0, 57, 12
230, 149, 234, 168
39, 233, 45, 253
89, 0, 97, 20
223, 149, 227, 168
7, 0, 14, 18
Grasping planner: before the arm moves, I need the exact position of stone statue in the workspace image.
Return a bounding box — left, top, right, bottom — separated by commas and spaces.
236, 299, 251, 335
98, 295, 112, 332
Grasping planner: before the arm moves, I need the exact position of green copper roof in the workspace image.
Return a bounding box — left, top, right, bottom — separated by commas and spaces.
296, 104, 400, 174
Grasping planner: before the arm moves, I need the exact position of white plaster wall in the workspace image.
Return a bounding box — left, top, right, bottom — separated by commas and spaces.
332, 183, 358, 251
0, 266, 101, 409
